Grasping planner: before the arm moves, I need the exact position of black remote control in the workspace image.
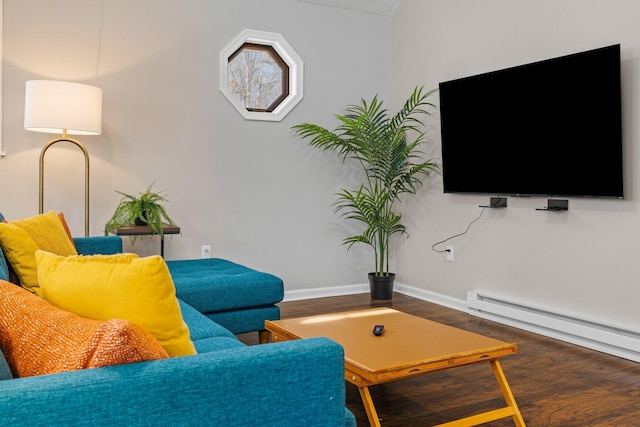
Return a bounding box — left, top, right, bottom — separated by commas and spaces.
373, 325, 384, 336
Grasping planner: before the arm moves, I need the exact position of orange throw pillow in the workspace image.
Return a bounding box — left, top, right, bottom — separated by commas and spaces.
57, 212, 76, 249
0, 280, 168, 378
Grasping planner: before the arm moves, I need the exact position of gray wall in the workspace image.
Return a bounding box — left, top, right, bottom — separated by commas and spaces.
0, 0, 391, 289
392, 0, 640, 331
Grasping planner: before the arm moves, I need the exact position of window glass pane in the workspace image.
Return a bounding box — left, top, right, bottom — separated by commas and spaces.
228, 44, 289, 112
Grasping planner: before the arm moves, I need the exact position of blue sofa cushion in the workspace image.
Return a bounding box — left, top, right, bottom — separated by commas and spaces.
73, 235, 123, 255
207, 305, 280, 335
194, 336, 245, 353
178, 299, 237, 341
0, 213, 8, 282
167, 258, 284, 313
0, 346, 12, 380
0, 249, 9, 283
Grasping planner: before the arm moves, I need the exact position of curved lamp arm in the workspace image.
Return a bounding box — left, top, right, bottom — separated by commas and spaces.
39, 137, 89, 237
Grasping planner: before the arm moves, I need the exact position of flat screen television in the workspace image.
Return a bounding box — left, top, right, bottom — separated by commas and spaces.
439, 44, 623, 199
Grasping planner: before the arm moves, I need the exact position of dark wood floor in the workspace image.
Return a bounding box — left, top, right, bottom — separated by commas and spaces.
238, 293, 640, 426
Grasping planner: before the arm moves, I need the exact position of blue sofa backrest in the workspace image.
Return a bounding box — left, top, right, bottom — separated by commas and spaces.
0, 212, 9, 282
0, 250, 9, 283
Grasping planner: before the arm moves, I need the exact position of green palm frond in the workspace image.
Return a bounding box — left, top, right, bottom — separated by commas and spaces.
291, 86, 440, 275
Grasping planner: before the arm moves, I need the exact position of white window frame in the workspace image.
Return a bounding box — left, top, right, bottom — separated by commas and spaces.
220, 29, 303, 122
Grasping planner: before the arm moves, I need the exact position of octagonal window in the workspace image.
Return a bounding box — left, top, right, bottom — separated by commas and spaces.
228, 43, 289, 113
220, 30, 303, 121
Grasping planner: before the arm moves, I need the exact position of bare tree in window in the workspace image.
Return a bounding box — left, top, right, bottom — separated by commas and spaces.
228, 44, 288, 112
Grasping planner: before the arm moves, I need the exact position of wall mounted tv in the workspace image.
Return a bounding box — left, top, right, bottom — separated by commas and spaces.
439, 44, 623, 199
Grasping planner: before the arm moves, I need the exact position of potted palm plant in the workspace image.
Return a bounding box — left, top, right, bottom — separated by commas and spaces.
104, 181, 176, 241
292, 86, 439, 299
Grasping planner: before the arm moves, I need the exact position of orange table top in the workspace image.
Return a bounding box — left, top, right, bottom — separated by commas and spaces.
266, 307, 517, 382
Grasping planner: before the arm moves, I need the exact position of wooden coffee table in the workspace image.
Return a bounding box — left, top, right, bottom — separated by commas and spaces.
265, 307, 525, 427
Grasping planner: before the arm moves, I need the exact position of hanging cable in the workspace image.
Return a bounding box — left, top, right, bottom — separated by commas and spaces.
431, 198, 503, 253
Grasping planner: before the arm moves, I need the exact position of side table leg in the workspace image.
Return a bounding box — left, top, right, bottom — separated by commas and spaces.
491, 360, 526, 426
358, 386, 381, 427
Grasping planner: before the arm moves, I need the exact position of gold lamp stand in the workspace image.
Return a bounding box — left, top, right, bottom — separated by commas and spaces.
38, 130, 90, 237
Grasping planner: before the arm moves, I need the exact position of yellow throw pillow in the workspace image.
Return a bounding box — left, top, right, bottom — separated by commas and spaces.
0, 211, 78, 296
36, 251, 196, 357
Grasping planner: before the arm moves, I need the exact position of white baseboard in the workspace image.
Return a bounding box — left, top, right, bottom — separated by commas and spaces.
394, 283, 468, 312
283, 283, 369, 302
283, 282, 467, 309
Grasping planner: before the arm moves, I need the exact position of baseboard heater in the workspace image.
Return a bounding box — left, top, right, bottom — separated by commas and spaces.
467, 291, 640, 363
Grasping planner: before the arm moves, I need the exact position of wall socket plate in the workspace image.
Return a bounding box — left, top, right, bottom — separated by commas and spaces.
201, 245, 211, 258
446, 246, 454, 262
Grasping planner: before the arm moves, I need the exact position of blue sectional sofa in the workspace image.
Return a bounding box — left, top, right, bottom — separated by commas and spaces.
0, 234, 356, 426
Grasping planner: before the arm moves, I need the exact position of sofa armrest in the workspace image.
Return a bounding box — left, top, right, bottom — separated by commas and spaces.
73, 235, 123, 255
0, 337, 354, 427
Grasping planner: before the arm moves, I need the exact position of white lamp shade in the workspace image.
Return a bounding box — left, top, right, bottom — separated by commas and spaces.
24, 80, 103, 136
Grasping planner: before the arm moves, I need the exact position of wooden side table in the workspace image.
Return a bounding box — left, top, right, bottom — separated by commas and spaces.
110, 223, 180, 258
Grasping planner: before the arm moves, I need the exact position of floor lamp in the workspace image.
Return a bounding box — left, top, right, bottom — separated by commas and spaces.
24, 80, 103, 237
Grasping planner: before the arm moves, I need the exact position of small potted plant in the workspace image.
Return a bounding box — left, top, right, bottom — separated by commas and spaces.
292, 86, 439, 299
104, 181, 176, 240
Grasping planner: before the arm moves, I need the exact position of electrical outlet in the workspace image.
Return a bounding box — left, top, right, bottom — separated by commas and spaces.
201, 245, 211, 259
446, 246, 454, 262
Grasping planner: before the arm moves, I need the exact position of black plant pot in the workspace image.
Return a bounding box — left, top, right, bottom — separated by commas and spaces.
135, 209, 148, 226
368, 272, 395, 300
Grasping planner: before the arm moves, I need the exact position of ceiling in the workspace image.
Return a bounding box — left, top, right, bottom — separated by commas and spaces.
297, 0, 401, 16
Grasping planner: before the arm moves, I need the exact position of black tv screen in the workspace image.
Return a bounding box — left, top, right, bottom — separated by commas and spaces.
439, 44, 623, 199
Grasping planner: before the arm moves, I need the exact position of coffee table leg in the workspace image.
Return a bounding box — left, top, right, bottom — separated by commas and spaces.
358, 386, 381, 427
258, 330, 270, 344
491, 360, 526, 426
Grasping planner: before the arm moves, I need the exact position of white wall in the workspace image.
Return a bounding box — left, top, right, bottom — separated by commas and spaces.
0, 0, 391, 290
392, 0, 640, 331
